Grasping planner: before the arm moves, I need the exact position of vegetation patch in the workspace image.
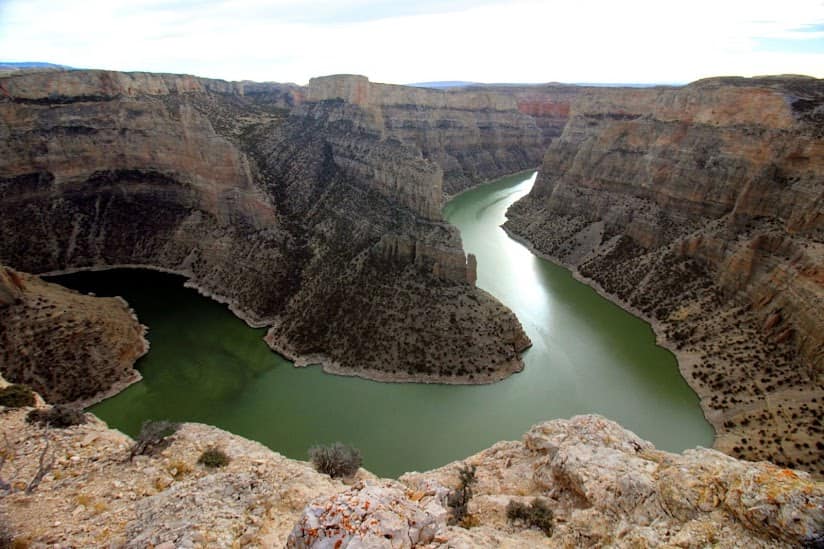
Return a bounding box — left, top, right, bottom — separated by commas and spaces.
0, 385, 35, 408
506, 498, 554, 536
447, 463, 477, 526
198, 447, 230, 469
26, 405, 87, 428
308, 442, 362, 478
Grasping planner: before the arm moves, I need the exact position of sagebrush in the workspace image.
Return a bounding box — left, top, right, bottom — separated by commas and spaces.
506, 498, 553, 536
26, 405, 87, 428
308, 442, 362, 478
447, 463, 477, 526
0, 384, 35, 408
198, 447, 230, 468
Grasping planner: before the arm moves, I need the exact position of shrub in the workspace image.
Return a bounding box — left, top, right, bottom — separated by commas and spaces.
447, 463, 477, 526
198, 447, 230, 468
26, 405, 87, 428
130, 420, 179, 459
308, 442, 362, 478
0, 384, 35, 408
506, 498, 554, 536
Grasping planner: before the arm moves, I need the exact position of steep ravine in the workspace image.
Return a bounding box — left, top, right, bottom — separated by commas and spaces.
2, 68, 822, 480
505, 76, 824, 478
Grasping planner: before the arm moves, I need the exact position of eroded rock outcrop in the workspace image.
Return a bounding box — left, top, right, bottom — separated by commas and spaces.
2, 404, 821, 547
0, 404, 359, 546
400, 415, 824, 548
505, 76, 824, 477
0, 265, 147, 404
0, 69, 530, 385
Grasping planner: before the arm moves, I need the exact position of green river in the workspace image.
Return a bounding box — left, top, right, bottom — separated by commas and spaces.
54, 171, 713, 477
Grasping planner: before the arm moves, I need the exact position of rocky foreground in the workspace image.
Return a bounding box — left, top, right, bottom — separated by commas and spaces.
505, 76, 824, 478
1, 393, 821, 548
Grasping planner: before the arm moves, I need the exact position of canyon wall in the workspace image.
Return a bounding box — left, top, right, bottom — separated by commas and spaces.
0, 69, 530, 393
506, 76, 824, 477
305, 75, 581, 195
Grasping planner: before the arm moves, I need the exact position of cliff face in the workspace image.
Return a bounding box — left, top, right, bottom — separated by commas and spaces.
0, 69, 529, 386
2, 406, 821, 547
305, 75, 573, 195
0, 265, 147, 403
479, 83, 582, 146
505, 76, 824, 477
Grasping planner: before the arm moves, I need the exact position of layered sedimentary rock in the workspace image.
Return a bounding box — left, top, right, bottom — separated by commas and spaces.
305, 75, 581, 195
506, 76, 824, 477
0, 265, 147, 404
482, 83, 581, 146
2, 404, 820, 547
0, 69, 529, 385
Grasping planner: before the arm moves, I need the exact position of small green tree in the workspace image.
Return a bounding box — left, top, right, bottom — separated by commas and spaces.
447, 463, 477, 526
308, 442, 362, 478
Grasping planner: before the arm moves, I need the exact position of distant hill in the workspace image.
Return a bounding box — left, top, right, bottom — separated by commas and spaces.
406, 81, 479, 89
408, 80, 682, 90
0, 61, 72, 72
574, 82, 682, 88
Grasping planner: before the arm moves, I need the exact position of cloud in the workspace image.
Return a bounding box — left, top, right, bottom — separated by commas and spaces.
756, 37, 824, 54
0, 0, 822, 84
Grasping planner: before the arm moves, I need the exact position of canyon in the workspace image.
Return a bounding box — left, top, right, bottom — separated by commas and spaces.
0, 70, 538, 398
0, 68, 823, 545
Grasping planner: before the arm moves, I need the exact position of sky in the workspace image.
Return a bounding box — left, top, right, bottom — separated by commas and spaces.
1, 0, 823, 85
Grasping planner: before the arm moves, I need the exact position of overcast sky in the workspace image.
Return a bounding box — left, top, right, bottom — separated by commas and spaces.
1, 0, 823, 85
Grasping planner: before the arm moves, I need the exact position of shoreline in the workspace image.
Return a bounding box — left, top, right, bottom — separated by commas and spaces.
44, 260, 528, 401
501, 225, 720, 446
73, 294, 153, 409
37, 170, 716, 432
42, 263, 273, 329
264, 329, 525, 386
